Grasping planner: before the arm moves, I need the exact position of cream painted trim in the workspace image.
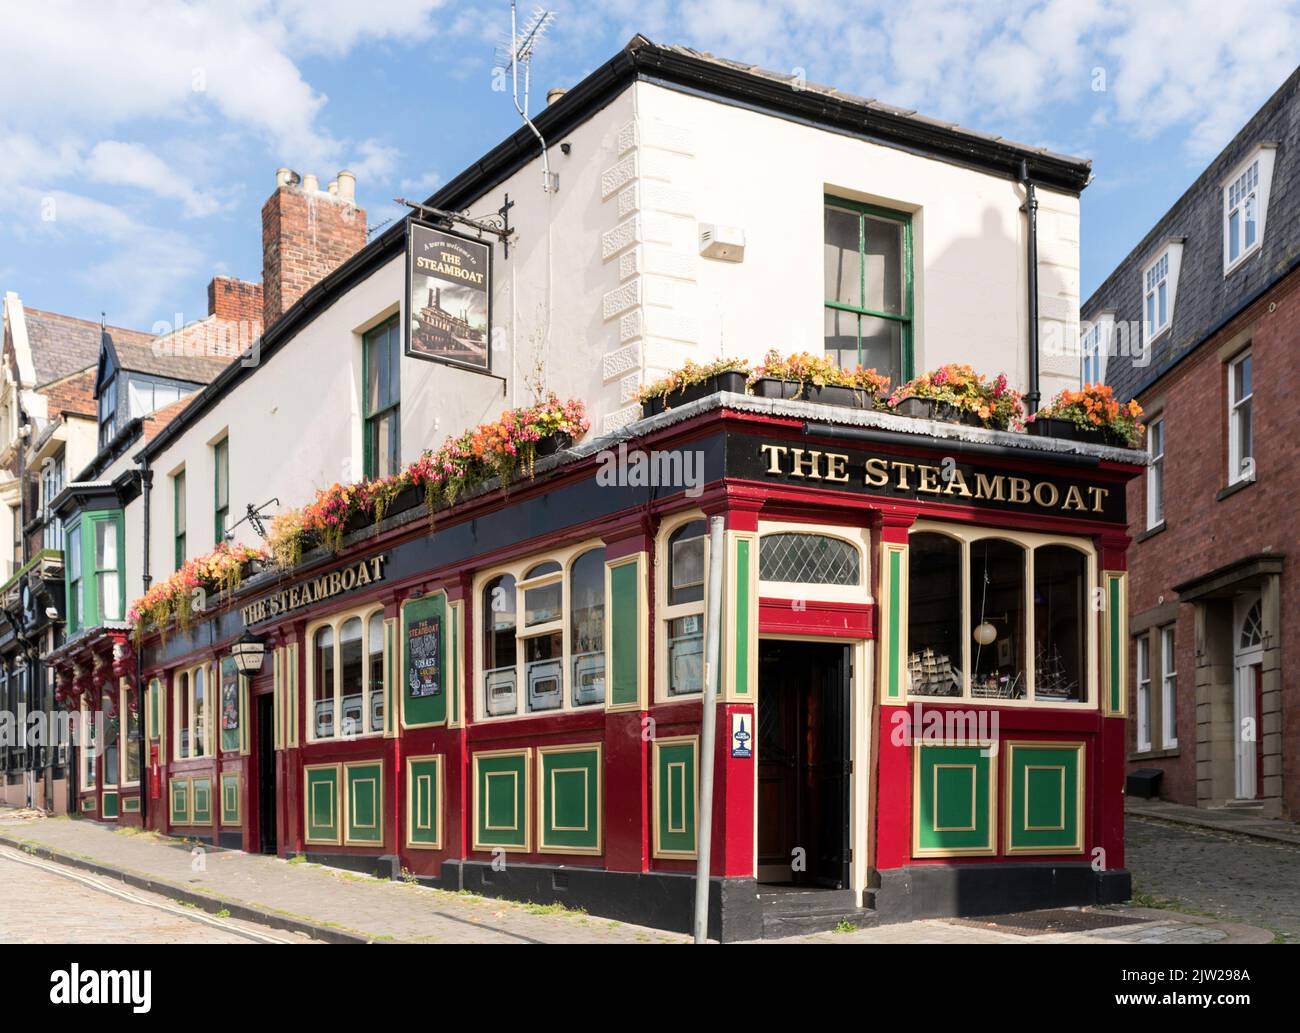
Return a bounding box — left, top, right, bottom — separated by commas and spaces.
907, 520, 1100, 710
171, 661, 216, 762
448, 601, 465, 728
655, 509, 709, 703
303, 762, 343, 846
382, 617, 399, 737
118, 679, 142, 788
755, 520, 872, 604
287, 641, 300, 748
651, 734, 699, 860
398, 591, 450, 730
404, 754, 445, 850
1102, 571, 1129, 718
305, 601, 387, 742
877, 540, 908, 705
343, 760, 384, 847
603, 551, 649, 713
720, 530, 759, 703
471, 538, 608, 723
471, 747, 533, 853
535, 742, 604, 855
910, 739, 997, 858
1002, 740, 1086, 856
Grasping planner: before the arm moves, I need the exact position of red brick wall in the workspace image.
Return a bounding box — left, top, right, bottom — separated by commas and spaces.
207, 276, 263, 326
39, 367, 96, 419
261, 186, 366, 330
1125, 271, 1300, 816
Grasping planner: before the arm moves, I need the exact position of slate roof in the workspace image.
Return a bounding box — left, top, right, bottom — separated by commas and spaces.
22, 308, 152, 387
1085, 65, 1300, 402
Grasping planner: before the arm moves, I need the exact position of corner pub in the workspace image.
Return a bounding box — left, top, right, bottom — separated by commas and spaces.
90, 389, 1141, 941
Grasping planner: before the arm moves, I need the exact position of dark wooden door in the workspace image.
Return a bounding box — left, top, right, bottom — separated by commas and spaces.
256, 693, 277, 855
757, 659, 799, 880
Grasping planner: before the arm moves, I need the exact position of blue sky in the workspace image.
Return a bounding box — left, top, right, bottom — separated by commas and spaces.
2, 1, 1298, 331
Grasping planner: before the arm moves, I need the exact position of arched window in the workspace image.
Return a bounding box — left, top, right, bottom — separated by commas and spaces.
368, 613, 385, 733
175, 670, 190, 759
759, 533, 860, 585
664, 520, 707, 695
1033, 545, 1087, 702
969, 539, 1026, 698
483, 574, 518, 716
313, 625, 334, 738
907, 533, 962, 696
339, 617, 363, 736
570, 547, 606, 706
1239, 599, 1263, 650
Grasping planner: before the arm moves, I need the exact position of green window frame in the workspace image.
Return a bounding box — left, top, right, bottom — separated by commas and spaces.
63, 511, 125, 633
823, 194, 913, 383
363, 317, 401, 480
173, 469, 186, 570
213, 437, 229, 544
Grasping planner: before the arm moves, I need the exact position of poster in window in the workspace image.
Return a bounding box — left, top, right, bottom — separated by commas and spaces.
406, 221, 492, 371
220, 659, 241, 752
407, 613, 442, 699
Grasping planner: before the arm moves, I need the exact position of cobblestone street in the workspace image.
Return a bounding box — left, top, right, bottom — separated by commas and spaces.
1126, 815, 1300, 943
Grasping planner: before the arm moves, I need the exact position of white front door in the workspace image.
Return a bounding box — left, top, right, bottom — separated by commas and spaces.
1232, 593, 1264, 802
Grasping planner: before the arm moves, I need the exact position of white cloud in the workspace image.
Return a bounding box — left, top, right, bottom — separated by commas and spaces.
85, 141, 223, 217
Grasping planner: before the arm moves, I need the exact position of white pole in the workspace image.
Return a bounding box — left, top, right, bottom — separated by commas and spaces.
693, 515, 725, 943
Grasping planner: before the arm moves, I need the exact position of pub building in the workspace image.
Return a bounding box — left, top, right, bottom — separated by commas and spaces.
113, 392, 1140, 940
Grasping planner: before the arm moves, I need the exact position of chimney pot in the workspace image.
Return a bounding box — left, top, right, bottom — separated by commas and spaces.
547, 88, 567, 106
328, 180, 338, 196
336, 170, 356, 201
302, 173, 319, 193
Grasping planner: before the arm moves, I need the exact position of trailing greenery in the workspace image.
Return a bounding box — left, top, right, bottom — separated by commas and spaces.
635, 356, 750, 406
1034, 383, 1145, 446
889, 363, 1025, 430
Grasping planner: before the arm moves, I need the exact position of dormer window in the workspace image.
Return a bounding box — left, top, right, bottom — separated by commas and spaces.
1223, 145, 1277, 274
1079, 312, 1114, 387
1141, 244, 1182, 346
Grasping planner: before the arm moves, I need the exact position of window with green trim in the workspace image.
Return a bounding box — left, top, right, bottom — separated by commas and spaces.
823, 196, 912, 384
173, 469, 186, 570
363, 318, 401, 480
63, 511, 124, 633
213, 437, 229, 543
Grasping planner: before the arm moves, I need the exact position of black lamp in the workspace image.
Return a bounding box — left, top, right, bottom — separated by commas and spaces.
230, 629, 268, 675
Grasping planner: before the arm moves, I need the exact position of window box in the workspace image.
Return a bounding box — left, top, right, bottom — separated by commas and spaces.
1027, 417, 1107, 445
533, 429, 575, 459
640, 371, 748, 418
891, 395, 984, 427
749, 377, 879, 410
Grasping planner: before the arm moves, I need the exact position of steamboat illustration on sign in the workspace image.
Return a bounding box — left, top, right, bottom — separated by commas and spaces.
407, 221, 491, 370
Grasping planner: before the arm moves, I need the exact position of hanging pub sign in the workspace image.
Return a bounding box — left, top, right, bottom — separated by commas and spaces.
406, 220, 492, 371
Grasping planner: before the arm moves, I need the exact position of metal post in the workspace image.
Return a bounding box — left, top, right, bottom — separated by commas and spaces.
693, 515, 725, 943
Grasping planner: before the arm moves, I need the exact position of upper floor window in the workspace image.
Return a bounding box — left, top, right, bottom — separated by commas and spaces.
1228, 350, 1253, 485
823, 197, 912, 385
308, 606, 386, 740
1146, 416, 1165, 528
213, 437, 229, 543
1223, 146, 1277, 274
64, 510, 124, 633
41, 453, 65, 551
173, 469, 186, 570
1135, 634, 1152, 752
907, 526, 1094, 705
478, 544, 607, 719
1143, 250, 1171, 340
1081, 322, 1101, 386
363, 317, 401, 480
97, 376, 118, 448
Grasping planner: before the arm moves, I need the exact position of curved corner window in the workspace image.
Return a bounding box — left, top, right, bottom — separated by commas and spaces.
760, 532, 860, 585
1033, 546, 1087, 702
969, 539, 1026, 699
570, 547, 606, 707
907, 533, 962, 697
483, 574, 518, 717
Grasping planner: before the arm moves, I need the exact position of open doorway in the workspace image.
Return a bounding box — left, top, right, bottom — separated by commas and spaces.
256, 693, 277, 854
757, 640, 851, 888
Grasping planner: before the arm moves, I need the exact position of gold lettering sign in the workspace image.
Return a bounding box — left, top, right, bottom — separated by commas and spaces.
757, 443, 1114, 518
241, 554, 388, 627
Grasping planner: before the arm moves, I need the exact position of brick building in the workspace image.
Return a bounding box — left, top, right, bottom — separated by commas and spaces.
1084, 66, 1300, 818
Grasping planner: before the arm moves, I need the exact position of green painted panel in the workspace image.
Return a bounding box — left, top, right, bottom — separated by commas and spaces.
915, 744, 992, 853
403, 595, 447, 726
608, 561, 640, 708
656, 741, 697, 856
1008, 745, 1082, 852
540, 747, 600, 851
220, 657, 241, 752
305, 767, 340, 843
475, 752, 528, 849
122, 796, 140, 813
221, 773, 240, 824
170, 779, 190, 825
102, 792, 119, 820
887, 549, 903, 699
191, 777, 212, 825
408, 758, 441, 845
346, 761, 384, 845
734, 539, 751, 695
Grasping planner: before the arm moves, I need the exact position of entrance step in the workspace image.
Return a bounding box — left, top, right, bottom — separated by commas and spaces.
758, 887, 878, 939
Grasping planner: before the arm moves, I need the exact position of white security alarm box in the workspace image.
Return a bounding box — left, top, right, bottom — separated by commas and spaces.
699, 224, 745, 261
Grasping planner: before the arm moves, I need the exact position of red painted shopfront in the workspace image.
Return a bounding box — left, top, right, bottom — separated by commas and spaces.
72, 396, 1143, 940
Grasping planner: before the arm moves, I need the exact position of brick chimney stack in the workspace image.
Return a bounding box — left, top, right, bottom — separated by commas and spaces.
261, 167, 366, 330
207, 275, 264, 326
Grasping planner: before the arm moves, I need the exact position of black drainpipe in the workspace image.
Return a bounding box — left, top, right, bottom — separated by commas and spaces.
137, 461, 152, 826
1020, 160, 1041, 415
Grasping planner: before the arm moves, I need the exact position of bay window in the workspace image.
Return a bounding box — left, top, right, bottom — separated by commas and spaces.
63, 511, 124, 634
906, 525, 1095, 704
307, 605, 386, 740
476, 543, 607, 719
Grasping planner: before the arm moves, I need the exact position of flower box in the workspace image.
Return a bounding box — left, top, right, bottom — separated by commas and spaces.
891, 396, 984, 427
749, 377, 879, 409
640, 371, 749, 418
534, 430, 575, 459
1027, 417, 1107, 445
